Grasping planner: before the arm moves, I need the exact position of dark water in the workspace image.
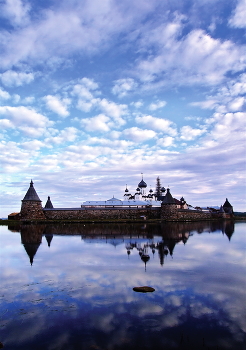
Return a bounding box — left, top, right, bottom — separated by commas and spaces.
0, 221, 245, 350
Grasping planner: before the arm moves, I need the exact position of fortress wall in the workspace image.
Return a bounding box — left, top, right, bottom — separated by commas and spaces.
19, 204, 217, 222
43, 207, 160, 220
161, 204, 178, 221
177, 209, 212, 221
161, 204, 212, 221
21, 201, 46, 220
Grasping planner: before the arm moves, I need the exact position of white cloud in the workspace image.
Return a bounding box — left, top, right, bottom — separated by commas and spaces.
0, 70, 34, 87
228, 73, 246, 96
86, 137, 133, 148
79, 77, 99, 90
131, 101, 143, 109
72, 84, 96, 100
112, 78, 138, 98
180, 125, 206, 141
227, 97, 245, 112
44, 127, 78, 145
157, 136, 175, 147
21, 140, 46, 150
136, 24, 246, 86
43, 95, 70, 117
110, 130, 121, 139
1, 0, 31, 27
22, 96, 35, 104
122, 127, 156, 142
229, 0, 246, 28
77, 99, 99, 113
209, 112, 246, 140
0, 88, 11, 100
190, 100, 219, 110
99, 99, 127, 126
0, 118, 14, 128
0, 140, 31, 173
149, 100, 166, 111
71, 78, 100, 112
12, 94, 20, 103
81, 114, 110, 132
0, 1, 158, 69
190, 73, 246, 114
135, 115, 177, 136
0, 106, 53, 137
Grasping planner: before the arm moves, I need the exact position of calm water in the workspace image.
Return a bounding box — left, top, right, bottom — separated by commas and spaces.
0, 221, 245, 350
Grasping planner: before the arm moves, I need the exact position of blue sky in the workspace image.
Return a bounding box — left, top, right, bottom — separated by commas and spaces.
0, 0, 245, 216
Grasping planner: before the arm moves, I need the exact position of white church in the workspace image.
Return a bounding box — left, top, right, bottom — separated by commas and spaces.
81, 175, 188, 209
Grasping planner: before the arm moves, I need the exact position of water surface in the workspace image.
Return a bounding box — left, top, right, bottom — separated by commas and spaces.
0, 221, 245, 350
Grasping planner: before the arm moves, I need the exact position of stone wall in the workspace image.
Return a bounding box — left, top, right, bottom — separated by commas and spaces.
161, 204, 213, 221
161, 204, 178, 221
19, 202, 222, 222
177, 209, 212, 221
21, 200, 46, 220
43, 207, 160, 221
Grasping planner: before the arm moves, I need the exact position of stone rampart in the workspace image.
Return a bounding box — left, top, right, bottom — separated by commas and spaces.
21, 200, 46, 220
43, 207, 160, 221
161, 204, 178, 221
19, 203, 221, 222
161, 204, 213, 221
177, 209, 212, 221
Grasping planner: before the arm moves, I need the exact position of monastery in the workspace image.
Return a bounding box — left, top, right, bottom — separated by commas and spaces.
9, 177, 234, 221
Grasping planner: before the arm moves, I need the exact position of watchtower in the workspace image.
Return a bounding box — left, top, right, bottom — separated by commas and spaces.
20, 180, 46, 220
161, 188, 178, 220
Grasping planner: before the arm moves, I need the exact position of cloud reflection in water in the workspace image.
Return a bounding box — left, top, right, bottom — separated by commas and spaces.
0, 221, 245, 350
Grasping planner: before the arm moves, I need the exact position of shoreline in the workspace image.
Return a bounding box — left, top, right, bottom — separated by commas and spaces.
1, 217, 245, 225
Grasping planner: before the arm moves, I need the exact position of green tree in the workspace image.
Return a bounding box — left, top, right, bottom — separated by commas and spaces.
155, 176, 162, 198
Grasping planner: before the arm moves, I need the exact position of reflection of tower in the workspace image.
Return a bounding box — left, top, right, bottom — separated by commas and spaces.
45, 234, 53, 247
20, 225, 43, 265
165, 240, 176, 257
126, 243, 132, 258
182, 232, 189, 245
157, 242, 168, 266
224, 221, 235, 241
141, 246, 150, 271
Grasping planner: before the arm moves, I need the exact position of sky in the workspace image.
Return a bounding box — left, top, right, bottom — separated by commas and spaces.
0, 0, 245, 216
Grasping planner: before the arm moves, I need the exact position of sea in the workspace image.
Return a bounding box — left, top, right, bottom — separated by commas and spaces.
0, 220, 245, 350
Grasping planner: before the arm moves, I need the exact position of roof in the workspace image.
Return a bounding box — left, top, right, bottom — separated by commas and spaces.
81, 198, 160, 207
162, 188, 176, 204
44, 196, 53, 208
22, 180, 41, 201
107, 197, 122, 203
138, 179, 147, 188
223, 198, 232, 208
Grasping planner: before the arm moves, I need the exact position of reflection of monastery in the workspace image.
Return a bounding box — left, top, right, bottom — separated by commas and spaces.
9, 177, 234, 222
13, 221, 235, 266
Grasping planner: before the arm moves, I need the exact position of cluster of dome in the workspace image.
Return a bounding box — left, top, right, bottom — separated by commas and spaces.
124, 176, 166, 201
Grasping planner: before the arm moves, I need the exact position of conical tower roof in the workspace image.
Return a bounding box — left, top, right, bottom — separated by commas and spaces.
45, 196, 53, 208
223, 198, 232, 208
45, 234, 53, 247
23, 243, 41, 265
22, 180, 41, 201
162, 188, 175, 204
